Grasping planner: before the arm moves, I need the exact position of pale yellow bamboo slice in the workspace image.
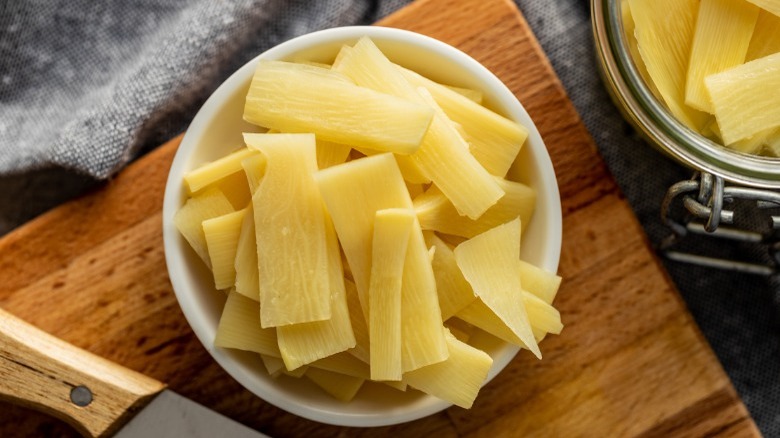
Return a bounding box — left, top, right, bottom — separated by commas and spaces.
344, 279, 370, 363
456, 298, 548, 346
315, 153, 414, 315
384, 381, 408, 392
331, 44, 354, 70
400, 218, 449, 372
402, 330, 492, 409
444, 318, 474, 343
316, 153, 447, 371
406, 182, 425, 199
184, 147, 258, 193
621, 0, 660, 99
234, 204, 259, 301
762, 127, 780, 154
334, 37, 504, 219
709, 120, 777, 154
413, 88, 505, 219
316, 138, 352, 169
423, 232, 477, 320
454, 218, 540, 358
352, 145, 431, 184
261, 354, 285, 377
705, 52, 780, 145
629, 0, 709, 130
174, 187, 234, 267
210, 171, 252, 211
276, 214, 356, 371
414, 178, 535, 238
745, 0, 780, 17
305, 368, 365, 402
310, 351, 370, 379
214, 292, 280, 357
399, 66, 528, 177
244, 60, 433, 154
747, 10, 780, 61
281, 366, 308, 378
203, 209, 247, 290
241, 154, 267, 195
685, 0, 759, 113
245, 133, 331, 327
444, 84, 483, 104
522, 292, 564, 334
368, 209, 414, 381
332, 45, 431, 184
519, 260, 562, 305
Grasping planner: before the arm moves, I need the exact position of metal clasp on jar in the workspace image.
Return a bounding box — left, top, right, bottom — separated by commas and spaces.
660, 172, 780, 275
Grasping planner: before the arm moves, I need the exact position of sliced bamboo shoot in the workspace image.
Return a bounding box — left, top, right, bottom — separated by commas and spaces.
344, 279, 370, 363
629, 0, 709, 130
315, 153, 413, 315
456, 298, 546, 346
412, 88, 505, 219
277, 214, 356, 370
685, 0, 758, 113
316, 138, 352, 169
245, 133, 331, 327
214, 292, 280, 357
745, 0, 780, 17
315, 153, 448, 371
705, 52, 780, 145
310, 351, 370, 379
234, 204, 259, 301
400, 218, 449, 372
334, 37, 504, 219
244, 60, 433, 154
305, 368, 364, 402
747, 10, 780, 61
415, 178, 535, 238
444, 84, 483, 104
184, 147, 257, 193
519, 260, 562, 305
368, 209, 414, 381
241, 154, 267, 195
174, 187, 234, 267
454, 218, 540, 358
260, 354, 285, 377
621, 0, 660, 99
203, 209, 247, 290
213, 171, 252, 211
423, 231, 477, 320
402, 330, 492, 409
399, 66, 528, 177
710, 120, 777, 154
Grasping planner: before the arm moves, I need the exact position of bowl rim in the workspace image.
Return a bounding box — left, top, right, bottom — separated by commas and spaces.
163, 25, 562, 427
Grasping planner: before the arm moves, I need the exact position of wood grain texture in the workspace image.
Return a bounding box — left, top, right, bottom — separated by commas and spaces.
0, 0, 759, 436
0, 308, 165, 437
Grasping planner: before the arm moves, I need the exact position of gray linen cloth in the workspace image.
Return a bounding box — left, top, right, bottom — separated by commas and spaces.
1, 0, 778, 434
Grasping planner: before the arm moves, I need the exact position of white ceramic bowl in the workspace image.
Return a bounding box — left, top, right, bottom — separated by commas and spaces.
162, 26, 561, 427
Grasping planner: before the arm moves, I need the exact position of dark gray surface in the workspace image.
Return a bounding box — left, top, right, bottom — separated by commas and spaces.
1, 0, 778, 435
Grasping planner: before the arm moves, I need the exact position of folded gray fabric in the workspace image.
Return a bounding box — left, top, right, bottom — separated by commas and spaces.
0, 0, 409, 178
1, 0, 777, 435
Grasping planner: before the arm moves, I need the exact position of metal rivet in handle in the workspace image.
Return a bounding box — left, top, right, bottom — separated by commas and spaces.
70, 385, 93, 407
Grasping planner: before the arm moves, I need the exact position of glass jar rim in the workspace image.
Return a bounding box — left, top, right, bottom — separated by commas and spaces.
591, 0, 780, 189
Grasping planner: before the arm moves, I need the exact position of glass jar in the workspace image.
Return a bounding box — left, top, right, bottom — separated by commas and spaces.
591, 0, 780, 273
591, 0, 780, 188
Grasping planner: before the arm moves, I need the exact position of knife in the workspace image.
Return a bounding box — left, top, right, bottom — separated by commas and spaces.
0, 308, 269, 438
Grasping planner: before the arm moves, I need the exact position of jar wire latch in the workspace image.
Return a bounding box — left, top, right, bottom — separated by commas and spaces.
660, 172, 780, 276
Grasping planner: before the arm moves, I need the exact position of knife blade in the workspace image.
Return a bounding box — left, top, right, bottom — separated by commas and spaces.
0, 308, 269, 438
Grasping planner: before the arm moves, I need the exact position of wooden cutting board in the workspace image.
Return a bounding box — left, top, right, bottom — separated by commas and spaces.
0, 0, 760, 436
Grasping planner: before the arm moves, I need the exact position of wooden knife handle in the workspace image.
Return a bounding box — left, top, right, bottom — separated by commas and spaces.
0, 308, 166, 437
